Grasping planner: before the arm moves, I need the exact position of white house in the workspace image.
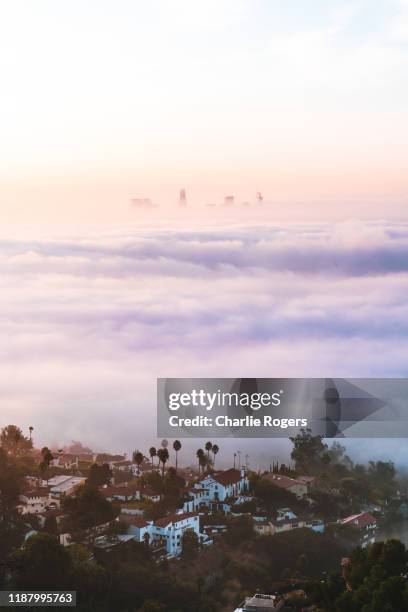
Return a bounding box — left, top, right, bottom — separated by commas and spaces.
195, 468, 249, 503
19, 489, 50, 514
125, 511, 203, 557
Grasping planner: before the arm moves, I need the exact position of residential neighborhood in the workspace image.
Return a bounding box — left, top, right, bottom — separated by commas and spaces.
1, 425, 407, 611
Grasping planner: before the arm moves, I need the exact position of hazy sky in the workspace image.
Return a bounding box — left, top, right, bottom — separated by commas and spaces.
1, 0, 408, 221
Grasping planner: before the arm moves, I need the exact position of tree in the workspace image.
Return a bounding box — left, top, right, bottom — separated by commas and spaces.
196, 449, 205, 475
43, 514, 58, 536
149, 446, 157, 468
205, 441, 213, 458
39, 447, 54, 484
12, 533, 72, 590
181, 529, 199, 560
199, 453, 209, 475
88, 463, 112, 487
0, 425, 33, 458
212, 444, 219, 468
133, 450, 144, 475
157, 448, 169, 480
173, 440, 181, 473
62, 484, 117, 540
290, 428, 329, 474
0, 449, 23, 519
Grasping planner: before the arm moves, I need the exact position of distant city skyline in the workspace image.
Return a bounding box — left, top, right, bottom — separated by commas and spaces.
1, 0, 408, 223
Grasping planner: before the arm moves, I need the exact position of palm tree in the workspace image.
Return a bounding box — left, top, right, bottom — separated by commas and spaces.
161, 439, 168, 449
205, 441, 213, 458
196, 449, 205, 475
157, 447, 169, 480
149, 446, 157, 468
173, 440, 182, 473
212, 444, 219, 468
199, 454, 209, 475
28, 426, 34, 441
132, 450, 144, 475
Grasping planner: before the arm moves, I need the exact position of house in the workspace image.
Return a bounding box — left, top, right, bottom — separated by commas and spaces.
254, 513, 324, 537
36, 510, 65, 530
140, 485, 161, 503
264, 474, 308, 499
276, 507, 297, 522
181, 487, 207, 512
50, 476, 86, 499
338, 512, 377, 547
195, 468, 249, 503
110, 459, 133, 472
109, 458, 156, 477
124, 511, 204, 557
101, 485, 140, 503
19, 489, 50, 514
124, 516, 150, 542
93, 534, 136, 552
234, 593, 284, 611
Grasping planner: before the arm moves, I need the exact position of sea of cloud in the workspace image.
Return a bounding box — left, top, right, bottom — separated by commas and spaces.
1, 219, 408, 467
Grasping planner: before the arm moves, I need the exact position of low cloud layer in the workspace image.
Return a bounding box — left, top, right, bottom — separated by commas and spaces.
1, 220, 407, 467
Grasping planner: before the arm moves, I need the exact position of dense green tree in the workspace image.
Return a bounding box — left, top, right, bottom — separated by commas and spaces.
290, 428, 329, 474
87, 463, 112, 487
12, 533, 72, 590
0, 425, 33, 458
62, 484, 117, 540
181, 529, 199, 560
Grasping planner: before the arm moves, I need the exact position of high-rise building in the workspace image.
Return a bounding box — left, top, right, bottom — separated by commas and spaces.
179, 189, 187, 206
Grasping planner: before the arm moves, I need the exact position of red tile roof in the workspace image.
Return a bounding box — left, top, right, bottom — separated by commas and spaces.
141, 486, 160, 498
210, 469, 242, 486
124, 516, 149, 528
266, 474, 307, 490
340, 512, 377, 530
154, 512, 199, 528
101, 486, 135, 497
21, 489, 49, 499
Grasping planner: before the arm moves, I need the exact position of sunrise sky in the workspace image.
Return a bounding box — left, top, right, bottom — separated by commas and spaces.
1, 0, 408, 222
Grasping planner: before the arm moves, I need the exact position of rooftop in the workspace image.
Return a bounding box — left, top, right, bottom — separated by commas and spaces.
211, 468, 242, 486
154, 512, 198, 528
340, 512, 377, 530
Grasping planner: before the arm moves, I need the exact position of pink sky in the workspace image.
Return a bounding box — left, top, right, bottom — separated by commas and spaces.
1, 1, 408, 222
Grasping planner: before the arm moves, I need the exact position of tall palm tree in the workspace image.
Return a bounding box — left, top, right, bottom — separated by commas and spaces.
199, 454, 209, 475
149, 446, 157, 468
173, 440, 182, 473
132, 450, 144, 475
196, 449, 205, 475
212, 444, 219, 468
28, 426, 34, 441
157, 447, 169, 480
205, 441, 213, 458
